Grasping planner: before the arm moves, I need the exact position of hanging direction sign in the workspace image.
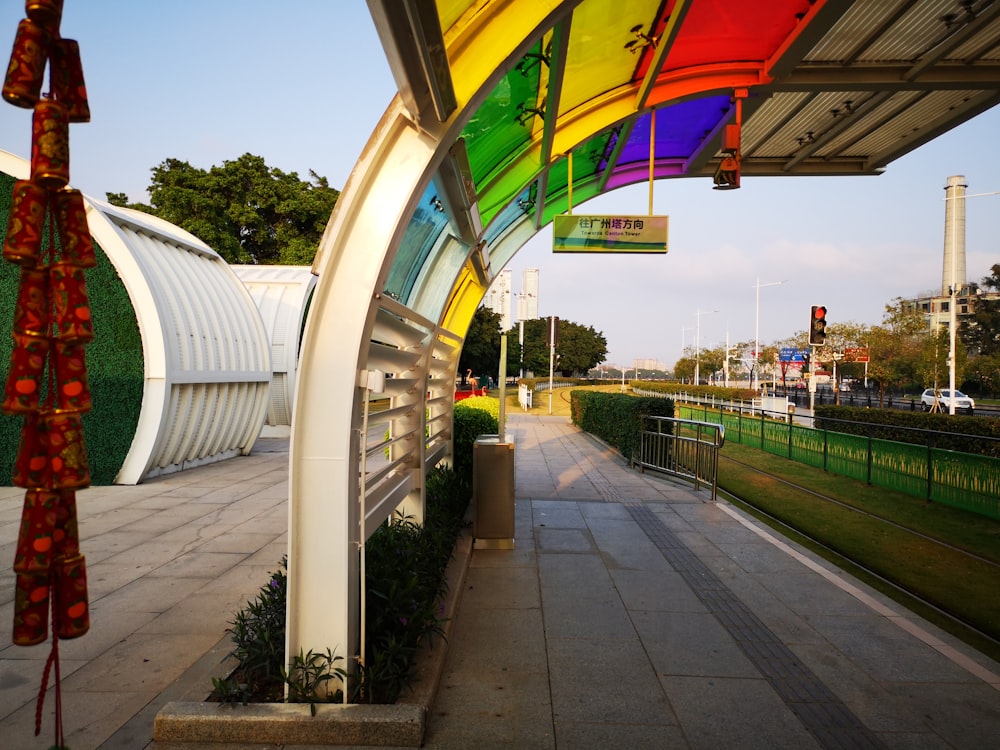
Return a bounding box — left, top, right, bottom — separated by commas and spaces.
552, 214, 668, 253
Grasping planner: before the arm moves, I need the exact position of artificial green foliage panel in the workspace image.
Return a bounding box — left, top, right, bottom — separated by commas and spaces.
0, 172, 144, 485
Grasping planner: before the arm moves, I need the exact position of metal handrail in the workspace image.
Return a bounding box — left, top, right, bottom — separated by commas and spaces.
634, 415, 726, 501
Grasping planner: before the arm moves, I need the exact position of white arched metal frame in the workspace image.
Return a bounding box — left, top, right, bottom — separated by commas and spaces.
286, 2, 572, 693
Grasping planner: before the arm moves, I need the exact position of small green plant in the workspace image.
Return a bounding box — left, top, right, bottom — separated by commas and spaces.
211, 558, 288, 703
281, 648, 346, 714
210, 462, 472, 705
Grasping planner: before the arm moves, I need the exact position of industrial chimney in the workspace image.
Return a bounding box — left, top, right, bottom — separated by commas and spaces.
941, 175, 967, 296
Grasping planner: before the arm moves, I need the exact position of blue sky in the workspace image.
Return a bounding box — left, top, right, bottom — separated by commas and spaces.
2, 1, 998, 368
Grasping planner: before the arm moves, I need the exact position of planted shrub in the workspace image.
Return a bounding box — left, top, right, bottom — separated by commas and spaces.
213, 464, 471, 704
570, 389, 674, 461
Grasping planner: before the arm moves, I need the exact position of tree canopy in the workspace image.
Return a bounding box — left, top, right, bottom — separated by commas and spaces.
459, 307, 504, 384
106, 153, 339, 265
511, 317, 608, 377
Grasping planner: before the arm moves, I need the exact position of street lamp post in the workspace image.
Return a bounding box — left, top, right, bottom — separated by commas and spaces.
680, 326, 693, 359
694, 308, 718, 385
753, 276, 786, 391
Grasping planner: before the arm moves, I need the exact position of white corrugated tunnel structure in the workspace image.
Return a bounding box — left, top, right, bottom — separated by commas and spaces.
0, 149, 271, 485
232, 265, 317, 437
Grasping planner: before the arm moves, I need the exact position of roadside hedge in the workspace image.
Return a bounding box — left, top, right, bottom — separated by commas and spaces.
451, 399, 500, 486
570, 389, 674, 461
814, 405, 1000, 458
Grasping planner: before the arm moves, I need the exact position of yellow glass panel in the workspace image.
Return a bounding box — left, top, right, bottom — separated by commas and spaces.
441, 263, 486, 334
558, 0, 663, 116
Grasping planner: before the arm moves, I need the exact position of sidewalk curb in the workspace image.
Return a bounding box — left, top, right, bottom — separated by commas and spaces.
151, 526, 474, 747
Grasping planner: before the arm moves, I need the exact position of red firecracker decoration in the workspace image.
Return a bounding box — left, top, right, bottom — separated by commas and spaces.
3, 2, 92, 745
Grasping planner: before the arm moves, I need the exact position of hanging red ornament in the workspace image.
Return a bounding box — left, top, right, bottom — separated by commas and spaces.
3, 179, 48, 267
2, 18, 50, 109
13, 488, 60, 573
44, 411, 90, 489
25, 0, 65, 29
12, 267, 50, 337
50, 38, 89, 123
53, 340, 91, 413
12, 570, 50, 645
12, 412, 49, 488
53, 552, 89, 638
2, 334, 50, 415
31, 99, 70, 189
50, 261, 93, 342
54, 188, 96, 266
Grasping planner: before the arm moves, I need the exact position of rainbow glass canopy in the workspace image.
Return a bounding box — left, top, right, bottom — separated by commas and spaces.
369, 0, 1000, 326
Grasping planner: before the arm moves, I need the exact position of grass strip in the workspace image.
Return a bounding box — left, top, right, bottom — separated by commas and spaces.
718, 441, 1000, 663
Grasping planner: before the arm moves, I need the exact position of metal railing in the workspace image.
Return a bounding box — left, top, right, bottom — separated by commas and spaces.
678, 402, 1000, 520
634, 415, 726, 500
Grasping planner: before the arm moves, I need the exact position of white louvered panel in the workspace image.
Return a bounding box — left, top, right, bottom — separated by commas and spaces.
240, 382, 270, 451
373, 306, 429, 348
270, 373, 290, 425
425, 439, 448, 471
377, 376, 419, 398
363, 469, 414, 540
231, 381, 264, 452
368, 341, 422, 374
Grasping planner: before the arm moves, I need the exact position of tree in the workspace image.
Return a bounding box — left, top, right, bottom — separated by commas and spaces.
111, 154, 339, 265
673, 356, 695, 383
866, 298, 931, 404
459, 307, 504, 385
959, 264, 1000, 357
511, 317, 608, 377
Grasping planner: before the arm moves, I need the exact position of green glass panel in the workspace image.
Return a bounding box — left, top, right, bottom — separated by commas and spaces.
538, 132, 613, 225
461, 40, 545, 189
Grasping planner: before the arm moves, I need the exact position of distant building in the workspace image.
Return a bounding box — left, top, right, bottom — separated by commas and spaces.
519, 267, 539, 321
484, 268, 512, 330
904, 176, 1000, 340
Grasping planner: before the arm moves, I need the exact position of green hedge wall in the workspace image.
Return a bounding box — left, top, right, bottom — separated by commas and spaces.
1, 172, 144, 484
569, 389, 674, 461
814, 405, 1000, 459
451, 401, 500, 487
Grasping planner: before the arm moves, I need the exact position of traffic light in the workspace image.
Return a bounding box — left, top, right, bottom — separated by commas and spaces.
809, 305, 827, 345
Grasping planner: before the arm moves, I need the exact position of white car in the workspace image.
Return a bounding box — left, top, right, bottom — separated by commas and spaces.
920, 388, 975, 411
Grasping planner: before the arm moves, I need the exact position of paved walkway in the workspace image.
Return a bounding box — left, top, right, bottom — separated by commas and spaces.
0, 439, 290, 750
422, 415, 1000, 749
1, 415, 999, 748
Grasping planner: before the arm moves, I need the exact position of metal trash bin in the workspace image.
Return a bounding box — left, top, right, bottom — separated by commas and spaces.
473, 435, 515, 549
